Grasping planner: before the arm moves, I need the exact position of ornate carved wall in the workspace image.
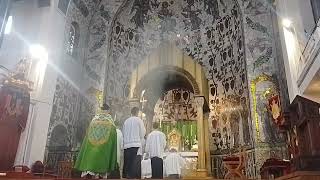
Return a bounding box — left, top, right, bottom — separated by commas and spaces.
154, 89, 198, 122
53, 0, 289, 177
46, 76, 95, 151
104, 0, 252, 153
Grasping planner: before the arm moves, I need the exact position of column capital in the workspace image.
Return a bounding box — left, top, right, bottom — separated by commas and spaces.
194, 96, 205, 107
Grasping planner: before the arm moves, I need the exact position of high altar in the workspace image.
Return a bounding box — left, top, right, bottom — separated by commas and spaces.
135, 87, 210, 178
164, 126, 199, 177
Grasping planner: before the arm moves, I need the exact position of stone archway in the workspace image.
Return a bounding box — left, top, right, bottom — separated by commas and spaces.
128, 43, 211, 177
129, 42, 209, 103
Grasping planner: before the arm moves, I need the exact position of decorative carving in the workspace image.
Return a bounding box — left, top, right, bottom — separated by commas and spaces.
222, 149, 246, 179
286, 96, 320, 171
167, 128, 182, 151
194, 96, 204, 108
3, 59, 33, 91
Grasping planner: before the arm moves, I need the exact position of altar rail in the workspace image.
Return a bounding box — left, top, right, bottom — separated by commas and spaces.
44, 147, 78, 173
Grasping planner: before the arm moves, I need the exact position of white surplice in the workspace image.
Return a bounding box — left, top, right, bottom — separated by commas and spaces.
145, 130, 166, 158
164, 152, 186, 176
116, 129, 123, 165
122, 116, 146, 149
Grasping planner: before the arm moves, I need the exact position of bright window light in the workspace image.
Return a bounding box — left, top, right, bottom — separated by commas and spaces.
4, 16, 12, 35
29, 44, 48, 61
282, 18, 292, 28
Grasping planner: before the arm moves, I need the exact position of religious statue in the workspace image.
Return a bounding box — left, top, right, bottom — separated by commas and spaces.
168, 128, 182, 151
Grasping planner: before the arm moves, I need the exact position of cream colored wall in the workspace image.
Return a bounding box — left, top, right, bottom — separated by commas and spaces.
129, 42, 209, 103
276, 0, 319, 102
0, 0, 68, 167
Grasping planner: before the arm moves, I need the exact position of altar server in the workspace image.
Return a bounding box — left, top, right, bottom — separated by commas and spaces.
134, 138, 145, 179
122, 107, 146, 178
145, 123, 166, 179
164, 148, 186, 179
74, 104, 117, 179
108, 121, 123, 179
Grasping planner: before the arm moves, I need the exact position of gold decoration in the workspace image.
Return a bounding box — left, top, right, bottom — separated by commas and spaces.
87, 87, 103, 107
3, 59, 33, 91
270, 99, 281, 120
167, 128, 182, 151
268, 95, 283, 125
250, 73, 276, 142
262, 88, 276, 98
88, 120, 113, 146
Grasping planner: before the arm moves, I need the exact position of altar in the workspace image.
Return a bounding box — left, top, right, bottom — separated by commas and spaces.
163, 151, 199, 177
161, 120, 199, 177
137, 87, 209, 178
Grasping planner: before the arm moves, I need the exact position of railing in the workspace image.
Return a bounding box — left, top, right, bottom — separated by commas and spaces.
44, 147, 78, 173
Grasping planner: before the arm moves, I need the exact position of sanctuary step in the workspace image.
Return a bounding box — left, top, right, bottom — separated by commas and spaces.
276, 171, 320, 180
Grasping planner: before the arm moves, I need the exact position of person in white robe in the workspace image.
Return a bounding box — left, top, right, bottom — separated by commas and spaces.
145, 123, 166, 179
134, 138, 145, 178
122, 107, 146, 178
107, 123, 123, 179
164, 148, 186, 179
141, 153, 152, 179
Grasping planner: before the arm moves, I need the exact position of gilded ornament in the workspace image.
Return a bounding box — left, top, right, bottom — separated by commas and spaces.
2, 59, 33, 91
250, 73, 277, 142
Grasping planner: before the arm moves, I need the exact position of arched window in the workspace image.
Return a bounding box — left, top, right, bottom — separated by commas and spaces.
67, 22, 80, 57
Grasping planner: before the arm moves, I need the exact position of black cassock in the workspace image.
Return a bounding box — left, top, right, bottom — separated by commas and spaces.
151, 157, 163, 179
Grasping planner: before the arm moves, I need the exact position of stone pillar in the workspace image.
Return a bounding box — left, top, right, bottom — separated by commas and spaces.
144, 110, 154, 134
204, 112, 211, 175
195, 96, 207, 177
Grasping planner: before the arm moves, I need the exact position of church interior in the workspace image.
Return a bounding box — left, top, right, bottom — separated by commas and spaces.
1, 0, 320, 179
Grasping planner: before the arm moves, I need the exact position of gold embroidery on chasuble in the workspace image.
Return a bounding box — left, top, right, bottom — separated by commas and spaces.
88, 115, 113, 146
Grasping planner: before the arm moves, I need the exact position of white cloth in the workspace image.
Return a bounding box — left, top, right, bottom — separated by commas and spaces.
123, 116, 146, 149
141, 153, 152, 179
164, 152, 186, 176
81, 171, 108, 178
137, 138, 145, 155
116, 129, 123, 165
145, 130, 166, 158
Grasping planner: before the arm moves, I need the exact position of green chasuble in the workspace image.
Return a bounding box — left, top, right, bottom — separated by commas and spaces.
74, 113, 117, 174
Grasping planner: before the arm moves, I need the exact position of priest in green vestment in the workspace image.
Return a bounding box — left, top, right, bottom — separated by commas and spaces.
74, 104, 117, 178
